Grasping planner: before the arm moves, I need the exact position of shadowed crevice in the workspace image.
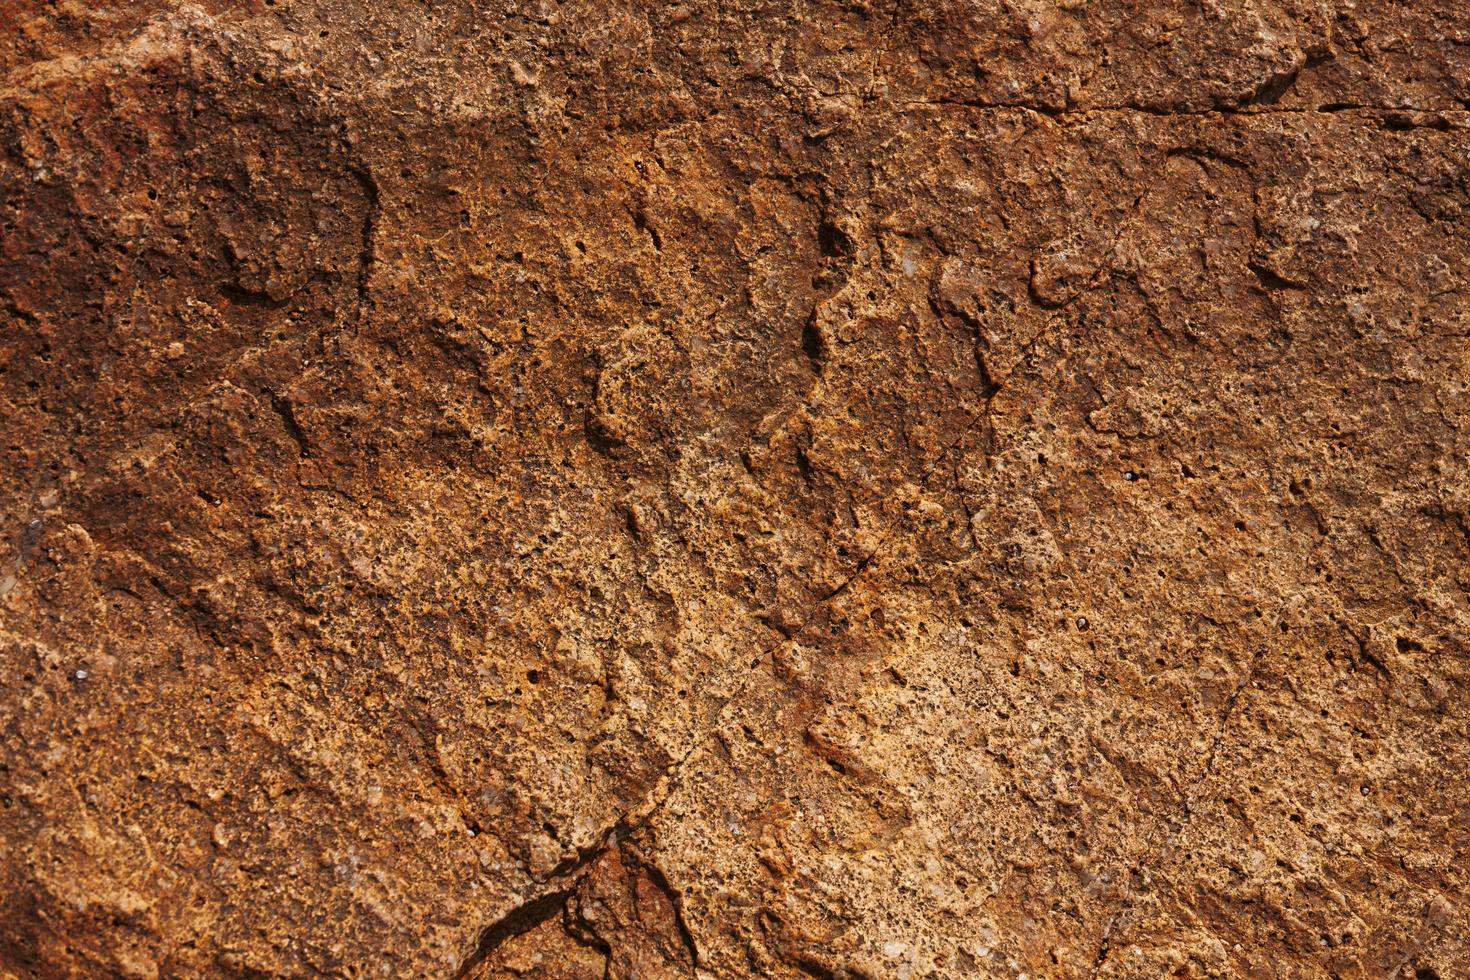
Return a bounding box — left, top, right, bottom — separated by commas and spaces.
454, 889, 574, 979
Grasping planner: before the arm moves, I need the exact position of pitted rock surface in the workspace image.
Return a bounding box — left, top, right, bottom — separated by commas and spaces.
2, 2, 1468, 977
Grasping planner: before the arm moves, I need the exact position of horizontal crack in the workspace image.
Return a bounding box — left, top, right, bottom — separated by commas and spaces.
904, 98, 1469, 125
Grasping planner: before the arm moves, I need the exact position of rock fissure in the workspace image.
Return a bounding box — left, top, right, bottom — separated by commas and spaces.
4, 1, 1468, 976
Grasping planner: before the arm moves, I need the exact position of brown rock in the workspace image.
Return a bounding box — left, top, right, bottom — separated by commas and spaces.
2, 1, 1468, 977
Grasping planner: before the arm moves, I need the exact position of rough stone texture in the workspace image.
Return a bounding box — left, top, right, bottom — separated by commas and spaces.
2, 1, 1469, 977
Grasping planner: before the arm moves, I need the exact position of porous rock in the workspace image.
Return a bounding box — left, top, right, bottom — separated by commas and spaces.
1, 1, 1468, 977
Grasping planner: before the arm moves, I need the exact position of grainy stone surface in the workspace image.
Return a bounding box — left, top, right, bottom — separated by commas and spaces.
2, 2, 1469, 977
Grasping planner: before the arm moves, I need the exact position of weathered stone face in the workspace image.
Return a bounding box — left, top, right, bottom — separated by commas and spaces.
2, 2, 1467, 977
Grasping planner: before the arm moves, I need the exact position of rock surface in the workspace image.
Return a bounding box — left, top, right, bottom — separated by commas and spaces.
2, 1, 1469, 977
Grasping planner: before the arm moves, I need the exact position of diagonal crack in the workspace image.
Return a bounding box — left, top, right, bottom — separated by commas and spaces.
451, 583, 842, 978
452, 726, 710, 977
453, 887, 577, 978
1089, 646, 1263, 976
622, 848, 701, 970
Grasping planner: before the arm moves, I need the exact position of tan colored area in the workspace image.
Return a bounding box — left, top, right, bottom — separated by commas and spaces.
1, 1, 1468, 977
